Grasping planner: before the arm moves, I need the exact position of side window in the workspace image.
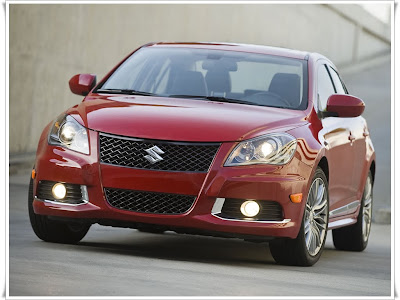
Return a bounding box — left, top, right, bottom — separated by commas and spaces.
328, 67, 346, 94
317, 64, 335, 111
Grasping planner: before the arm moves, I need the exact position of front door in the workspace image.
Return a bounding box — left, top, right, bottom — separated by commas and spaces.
316, 62, 358, 215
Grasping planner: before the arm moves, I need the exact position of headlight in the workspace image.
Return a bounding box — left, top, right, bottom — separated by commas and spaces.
224, 133, 297, 166
48, 114, 89, 154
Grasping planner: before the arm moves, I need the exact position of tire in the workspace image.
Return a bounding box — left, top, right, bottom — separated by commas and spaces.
28, 177, 91, 244
332, 171, 373, 251
269, 167, 329, 266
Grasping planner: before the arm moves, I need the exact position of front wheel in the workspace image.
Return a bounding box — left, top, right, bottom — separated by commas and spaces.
269, 167, 329, 266
28, 177, 91, 244
332, 171, 373, 251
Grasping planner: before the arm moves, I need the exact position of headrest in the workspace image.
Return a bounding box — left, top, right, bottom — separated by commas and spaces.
205, 69, 231, 93
169, 71, 207, 96
202, 60, 238, 71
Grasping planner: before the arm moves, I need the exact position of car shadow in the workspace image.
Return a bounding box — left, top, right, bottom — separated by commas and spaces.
71, 228, 347, 268
77, 229, 280, 267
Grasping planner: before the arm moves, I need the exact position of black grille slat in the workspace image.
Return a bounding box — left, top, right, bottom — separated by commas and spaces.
99, 133, 220, 172
220, 198, 283, 221
105, 188, 196, 215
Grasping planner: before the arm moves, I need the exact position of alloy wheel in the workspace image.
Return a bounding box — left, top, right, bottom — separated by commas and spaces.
362, 175, 373, 242
304, 178, 329, 256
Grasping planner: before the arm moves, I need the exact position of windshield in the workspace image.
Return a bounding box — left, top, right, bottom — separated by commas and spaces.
98, 47, 308, 110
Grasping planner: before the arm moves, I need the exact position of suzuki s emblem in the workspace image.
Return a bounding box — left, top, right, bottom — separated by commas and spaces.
144, 146, 165, 164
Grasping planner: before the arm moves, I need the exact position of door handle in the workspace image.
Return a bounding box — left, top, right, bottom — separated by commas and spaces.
348, 133, 356, 141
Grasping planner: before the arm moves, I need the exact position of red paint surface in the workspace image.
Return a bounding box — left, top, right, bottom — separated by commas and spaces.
327, 94, 365, 117
33, 43, 375, 240
69, 74, 97, 96
67, 95, 307, 142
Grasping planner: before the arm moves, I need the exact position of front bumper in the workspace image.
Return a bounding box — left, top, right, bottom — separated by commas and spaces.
33, 130, 312, 239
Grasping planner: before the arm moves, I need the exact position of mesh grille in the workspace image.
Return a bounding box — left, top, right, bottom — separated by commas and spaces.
104, 188, 196, 214
99, 133, 220, 172
220, 199, 283, 221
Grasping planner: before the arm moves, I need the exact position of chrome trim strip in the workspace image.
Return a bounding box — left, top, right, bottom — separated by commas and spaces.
35, 196, 89, 206
211, 198, 225, 214
329, 200, 360, 218
328, 218, 356, 229
81, 185, 89, 203
212, 213, 291, 224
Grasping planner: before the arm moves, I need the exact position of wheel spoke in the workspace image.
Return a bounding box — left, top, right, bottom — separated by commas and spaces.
364, 208, 371, 219
309, 229, 316, 254
313, 180, 319, 205
313, 199, 327, 213
306, 229, 312, 249
304, 220, 311, 235
364, 196, 372, 207
312, 229, 318, 254
312, 225, 321, 248
307, 192, 314, 209
313, 217, 326, 230
364, 177, 372, 199
316, 184, 324, 203
362, 216, 368, 237
364, 212, 371, 224
313, 212, 326, 223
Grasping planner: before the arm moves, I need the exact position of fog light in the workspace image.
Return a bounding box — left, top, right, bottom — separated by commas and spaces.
240, 200, 260, 217
52, 183, 67, 200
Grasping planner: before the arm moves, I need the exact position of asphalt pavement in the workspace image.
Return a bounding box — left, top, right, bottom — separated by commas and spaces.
8, 168, 392, 297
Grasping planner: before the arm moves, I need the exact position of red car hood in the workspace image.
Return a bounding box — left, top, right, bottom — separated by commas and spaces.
67, 94, 307, 142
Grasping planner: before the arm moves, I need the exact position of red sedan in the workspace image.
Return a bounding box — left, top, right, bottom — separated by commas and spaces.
28, 42, 375, 266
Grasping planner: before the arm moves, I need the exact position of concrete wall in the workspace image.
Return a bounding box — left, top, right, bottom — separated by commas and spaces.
9, 3, 390, 154
340, 56, 391, 221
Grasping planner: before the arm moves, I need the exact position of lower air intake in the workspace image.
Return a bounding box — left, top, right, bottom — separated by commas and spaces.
104, 188, 196, 215
36, 180, 87, 205
220, 198, 283, 221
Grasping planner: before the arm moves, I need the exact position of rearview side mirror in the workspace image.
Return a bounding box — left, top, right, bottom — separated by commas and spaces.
326, 94, 365, 118
69, 74, 97, 96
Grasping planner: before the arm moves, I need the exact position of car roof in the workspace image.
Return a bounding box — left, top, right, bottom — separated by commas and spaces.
146, 42, 310, 60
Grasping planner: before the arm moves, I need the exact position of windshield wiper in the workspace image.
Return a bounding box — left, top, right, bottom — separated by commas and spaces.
168, 95, 256, 106
96, 88, 156, 96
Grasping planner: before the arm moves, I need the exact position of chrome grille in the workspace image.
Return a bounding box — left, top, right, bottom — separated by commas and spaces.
104, 188, 196, 214
99, 133, 220, 172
